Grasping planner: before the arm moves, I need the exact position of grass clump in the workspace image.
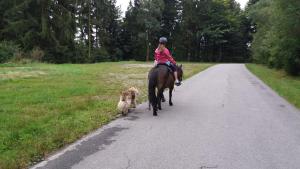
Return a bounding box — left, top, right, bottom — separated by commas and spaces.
247, 64, 300, 109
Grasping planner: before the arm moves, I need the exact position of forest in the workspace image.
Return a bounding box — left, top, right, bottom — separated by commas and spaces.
0, 0, 299, 75
247, 0, 300, 75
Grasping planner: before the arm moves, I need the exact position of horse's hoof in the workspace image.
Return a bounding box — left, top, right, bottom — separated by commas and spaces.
158, 107, 162, 110
169, 102, 173, 106
161, 98, 166, 102
153, 113, 158, 116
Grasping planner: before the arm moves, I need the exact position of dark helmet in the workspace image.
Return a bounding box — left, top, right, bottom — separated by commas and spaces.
159, 37, 168, 44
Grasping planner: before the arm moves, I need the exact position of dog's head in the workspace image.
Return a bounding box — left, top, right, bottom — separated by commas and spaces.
128, 87, 139, 96
120, 91, 130, 101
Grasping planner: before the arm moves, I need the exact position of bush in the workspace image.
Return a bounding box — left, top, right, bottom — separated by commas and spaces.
284, 54, 300, 76
0, 41, 20, 63
30, 47, 45, 61
92, 47, 110, 62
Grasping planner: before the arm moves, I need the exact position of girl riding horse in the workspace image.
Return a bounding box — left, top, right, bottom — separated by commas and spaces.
148, 37, 183, 116
154, 37, 181, 86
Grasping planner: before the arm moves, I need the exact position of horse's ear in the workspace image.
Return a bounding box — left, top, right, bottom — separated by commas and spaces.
180, 64, 182, 68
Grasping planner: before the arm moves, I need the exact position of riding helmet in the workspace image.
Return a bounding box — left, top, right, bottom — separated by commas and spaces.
159, 37, 168, 44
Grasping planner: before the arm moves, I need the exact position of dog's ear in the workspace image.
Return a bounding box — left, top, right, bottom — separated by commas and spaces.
120, 91, 127, 99
135, 90, 140, 96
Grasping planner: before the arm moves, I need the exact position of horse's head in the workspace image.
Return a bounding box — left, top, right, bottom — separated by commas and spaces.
176, 64, 183, 82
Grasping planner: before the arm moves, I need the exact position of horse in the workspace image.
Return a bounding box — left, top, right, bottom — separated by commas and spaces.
148, 64, 183, 116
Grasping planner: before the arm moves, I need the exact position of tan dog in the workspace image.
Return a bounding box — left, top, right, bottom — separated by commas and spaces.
117, 91, 131, 115
117, 87, 139, 116
127, 87, 139, 108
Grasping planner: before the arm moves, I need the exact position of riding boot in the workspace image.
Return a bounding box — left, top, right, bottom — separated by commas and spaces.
175, 79, 181, 86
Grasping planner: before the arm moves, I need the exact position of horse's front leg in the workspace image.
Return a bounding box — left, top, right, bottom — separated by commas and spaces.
169, 87, 174, 106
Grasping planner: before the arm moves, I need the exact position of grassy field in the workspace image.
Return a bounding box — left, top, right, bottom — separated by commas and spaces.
0, 62, 213, 169
247, 64, 300, 109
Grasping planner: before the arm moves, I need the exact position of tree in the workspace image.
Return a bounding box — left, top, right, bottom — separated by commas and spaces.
160, 0, 179, 49
174, 0, 250, 62
248, 0, 300, 75
0, 0, 253, 64
122, 0, 165, 61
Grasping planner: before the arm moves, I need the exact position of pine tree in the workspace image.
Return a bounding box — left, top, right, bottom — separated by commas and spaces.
160, 0, 179, 50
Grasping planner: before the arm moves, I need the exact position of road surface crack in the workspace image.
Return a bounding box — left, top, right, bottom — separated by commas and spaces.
124, 153, 132, 169
199, 165, 218, 169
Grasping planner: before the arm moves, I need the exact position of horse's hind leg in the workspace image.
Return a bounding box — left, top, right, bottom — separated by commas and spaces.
149, 95, 157, 115
161, 93, 166, 102
169, 87, 174, 106
148, 101, 151, 111
152, 101, 158, 116
157, 89, 164, 110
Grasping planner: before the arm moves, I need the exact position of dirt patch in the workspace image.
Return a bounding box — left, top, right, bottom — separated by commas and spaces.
108, 73, 148, 80
0, 70, 47, 80
122, 64, 153, 68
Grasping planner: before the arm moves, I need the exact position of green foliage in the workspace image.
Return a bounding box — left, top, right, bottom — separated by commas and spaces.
0, 0, 252, 63
0, 41, 19, 63
122, 0, 251, 62
0, 0, 121, 63
248, 0, 300, 75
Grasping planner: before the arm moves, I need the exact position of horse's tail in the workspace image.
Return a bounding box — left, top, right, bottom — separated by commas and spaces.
148, 70, 157, 110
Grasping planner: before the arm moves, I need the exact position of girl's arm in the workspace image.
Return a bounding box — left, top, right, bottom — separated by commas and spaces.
165, 49, 176, 65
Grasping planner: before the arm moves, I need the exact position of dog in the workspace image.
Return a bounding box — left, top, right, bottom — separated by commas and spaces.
127, 87, 139, 108
117, 91, 131, 115
117, 87, 139, 116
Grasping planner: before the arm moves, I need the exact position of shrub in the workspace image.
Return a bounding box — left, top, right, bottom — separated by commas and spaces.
12, 51, 26, 62
92, 47, 110, 62
284, 54, 300, 76
30, 47, 45, 61
0, 41, 20, 63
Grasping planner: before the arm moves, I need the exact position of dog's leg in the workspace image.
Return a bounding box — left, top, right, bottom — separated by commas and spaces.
133, 100, 136, 108
131, 94, 136, 108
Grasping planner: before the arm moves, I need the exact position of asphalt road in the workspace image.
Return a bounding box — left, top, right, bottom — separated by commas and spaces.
32, 64, 300, 169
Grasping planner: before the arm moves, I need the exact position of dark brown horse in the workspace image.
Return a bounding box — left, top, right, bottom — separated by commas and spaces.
148, 64, 183, 116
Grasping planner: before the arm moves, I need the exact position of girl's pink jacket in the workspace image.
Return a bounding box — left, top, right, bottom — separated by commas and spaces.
154, 48, 176, 65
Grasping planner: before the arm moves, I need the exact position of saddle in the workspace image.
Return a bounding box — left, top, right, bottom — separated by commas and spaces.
156, 63, 173, 73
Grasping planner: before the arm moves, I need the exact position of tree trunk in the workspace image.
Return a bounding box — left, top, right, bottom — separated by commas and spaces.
88, 0, 92, 62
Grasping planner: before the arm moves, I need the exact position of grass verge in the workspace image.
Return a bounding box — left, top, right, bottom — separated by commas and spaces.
0, 61, 213, 168
247, 64, 300, 109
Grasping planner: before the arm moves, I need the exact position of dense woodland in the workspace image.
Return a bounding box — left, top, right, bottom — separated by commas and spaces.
0, 0, 299, 74
247, 0, 300, 75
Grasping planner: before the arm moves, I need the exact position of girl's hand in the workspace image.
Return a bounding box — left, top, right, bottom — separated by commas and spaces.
154, 60, 158, 66
166, 61, 171, 66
